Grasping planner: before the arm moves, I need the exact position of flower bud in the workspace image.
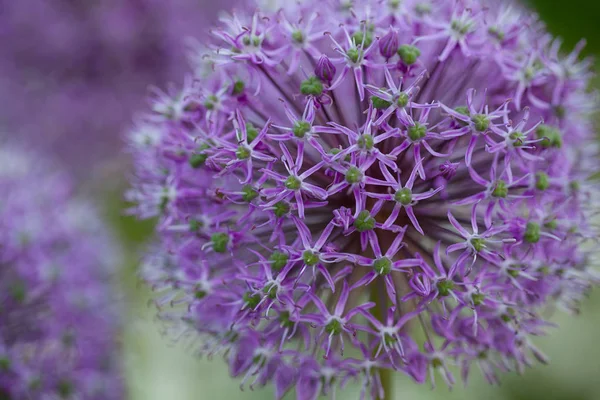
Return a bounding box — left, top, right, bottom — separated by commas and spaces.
315, 55, 336, 84
379, 29, 399, 59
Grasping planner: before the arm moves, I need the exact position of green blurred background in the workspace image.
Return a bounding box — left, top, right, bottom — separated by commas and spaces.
111, 1, 600, 399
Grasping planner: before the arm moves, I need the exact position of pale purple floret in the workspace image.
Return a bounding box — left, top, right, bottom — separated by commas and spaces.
0, 0, 236, 177
0, 149, 123, 398
127, 0, 600, 398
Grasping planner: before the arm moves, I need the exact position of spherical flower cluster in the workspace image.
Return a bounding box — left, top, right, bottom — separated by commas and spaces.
0, 148, 123, 398
128, 0, 599, 398
0, 0, 235, 176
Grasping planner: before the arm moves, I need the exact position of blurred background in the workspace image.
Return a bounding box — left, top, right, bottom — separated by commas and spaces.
1, 0, 598, 399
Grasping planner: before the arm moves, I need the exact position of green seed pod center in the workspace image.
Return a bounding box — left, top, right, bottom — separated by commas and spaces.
245, 123, 259, 143
501, 307, 516, 322
232, 80, 245, 95
189, 142, 211, 168
544, 219, 558, 230
352, 31, 373, 48
189, 153, 208, 168
357, 134, 374, 150
524, 67, 535, 81
488, 26, 505, 41
325, 319, 343, 335
492, 180, 508, 198
524, 222, 541, 243
472, 292, 485, 306
263, 283, 278, 299
243, 292, 261, 309
292, 30, 304, 43
242, 35, 261, 47
330, 147, 352, 162
158, 189, 170, 213
451, 20, 471, 35
236, 145, 251, 160
241, 185, 258, 202
388, 0, 400, 9
509, 131, 525, 146
535, 172, 549, 191
373, 257, 392, 275
279, 311, 294, 329
284, 175, 302, 190
394, 187, 413, 205
383, 332, 397, 346
536, 125, 562, 148
415, 3, 432, 15
570, 180, 581, 191
273, 202, 290, 218
471, 114, 490, 132
345, 167, 364, 184
508, 269, 520, 278
302, 250, 320, 266
455, 106, 470, 116
293, 120, 312, 138
269, 251, 289, 272
204, 94, 218, 110
189, 219, 202, 232
397, 92, 409, 108
398, 44, 421, 65
372, 96, 392, 109
407, 123, 427, 141
347, 47, 360, 64
436, 279, 455, 297
354, 210, 376, 232
211, 232, 229, 253
300, 76, 324, 96
252, 354, 267, 367
470, 237, 486, 252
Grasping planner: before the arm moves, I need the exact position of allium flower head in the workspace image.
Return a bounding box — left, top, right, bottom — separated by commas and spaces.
0, 148, 123, 398
128, 0, 600, 398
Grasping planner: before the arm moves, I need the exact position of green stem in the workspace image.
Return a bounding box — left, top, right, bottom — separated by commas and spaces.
379, 366, 393, 400
370, 282, 393, 399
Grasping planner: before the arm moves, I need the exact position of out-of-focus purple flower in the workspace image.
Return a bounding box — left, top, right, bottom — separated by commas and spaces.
0, 147, 123, 398
0, 0, 236, 178
127, 0, 599, 398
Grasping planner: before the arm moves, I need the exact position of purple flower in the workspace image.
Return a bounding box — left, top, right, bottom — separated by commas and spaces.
0, 0, 236, 178
0, 148, 123, 398
128, 0, 599, 398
